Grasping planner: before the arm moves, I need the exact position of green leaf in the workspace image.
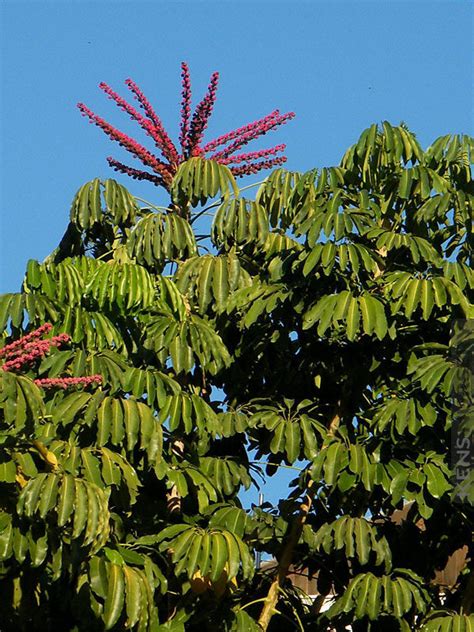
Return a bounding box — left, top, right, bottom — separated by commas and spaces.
171, 158, 237, 207
346, 296, 360, 341
0, 459, 16, 483
103, 563, 125, 629
209, 531, 228, 582
423, 462, 451, 499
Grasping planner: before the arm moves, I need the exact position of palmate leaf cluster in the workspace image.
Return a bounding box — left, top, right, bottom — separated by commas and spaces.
0, 123, 473, 631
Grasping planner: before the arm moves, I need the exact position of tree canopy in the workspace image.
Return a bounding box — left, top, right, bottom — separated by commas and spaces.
0, 65, 473, 632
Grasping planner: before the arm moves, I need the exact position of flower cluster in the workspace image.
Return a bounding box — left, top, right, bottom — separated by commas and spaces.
1, 325, 69, 372
1, 324, 102, 390
78, 62, 295, 190
0, 323, 52, 358
34, 376, 102, 389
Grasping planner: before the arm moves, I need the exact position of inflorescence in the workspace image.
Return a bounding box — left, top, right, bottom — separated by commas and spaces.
0, 324, 102, 390
77, 62, 295, 190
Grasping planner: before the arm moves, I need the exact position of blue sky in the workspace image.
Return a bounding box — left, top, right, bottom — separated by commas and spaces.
1, 0, 472, 505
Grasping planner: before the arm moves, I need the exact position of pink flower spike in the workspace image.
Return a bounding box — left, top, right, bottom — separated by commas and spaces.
186, 70, 219, 156
179, 62, 192, 155
0, 325, 73, 372
78, 63, 295, 186
202, 110, 280, 154
230, 155, 288, 178
99, 82, 144, 124
107, 157, 169, 187
77, 103, 173, 181
210, 111, 295, 161
218, 144, 286, 166
0, 324, 53, 358
99, 82, 177, 162
125, 79, 180, 164
34, 375, 102, 390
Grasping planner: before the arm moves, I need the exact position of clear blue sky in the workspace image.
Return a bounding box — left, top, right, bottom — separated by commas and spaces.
1, 0, 472, 505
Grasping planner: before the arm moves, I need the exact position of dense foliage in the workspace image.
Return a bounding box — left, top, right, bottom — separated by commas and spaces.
1, 82, 473, 632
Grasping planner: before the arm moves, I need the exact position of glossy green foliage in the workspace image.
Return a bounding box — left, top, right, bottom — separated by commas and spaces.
0, 131, 473, 632
170, 158, 238, 208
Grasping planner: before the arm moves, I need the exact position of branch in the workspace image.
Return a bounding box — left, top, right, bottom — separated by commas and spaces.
461, 570, 474, 615
166, 440, 184, 515
257, 404, 342, 631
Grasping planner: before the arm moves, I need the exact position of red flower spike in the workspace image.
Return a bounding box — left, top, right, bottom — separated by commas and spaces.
217, 144, 286, 166
230, 156, 288, 177
201, 110, 280, 154
107, 157, 168, 187
99, 82, 178, 164
209, 112, 295, 162
0, 323, 52, 358
125, 79, 180, 165
179, 62, 192, 155
34, 375, 102, 390
1, 330, 71, 372
78, 63, 295, 190
186, 71, 219, 156
1, 325, 103, 392
77, 103, 172, 181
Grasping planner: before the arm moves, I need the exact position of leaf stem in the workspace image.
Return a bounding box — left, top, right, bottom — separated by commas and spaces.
134, 196, 172, 213
249, 460, 306, 472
